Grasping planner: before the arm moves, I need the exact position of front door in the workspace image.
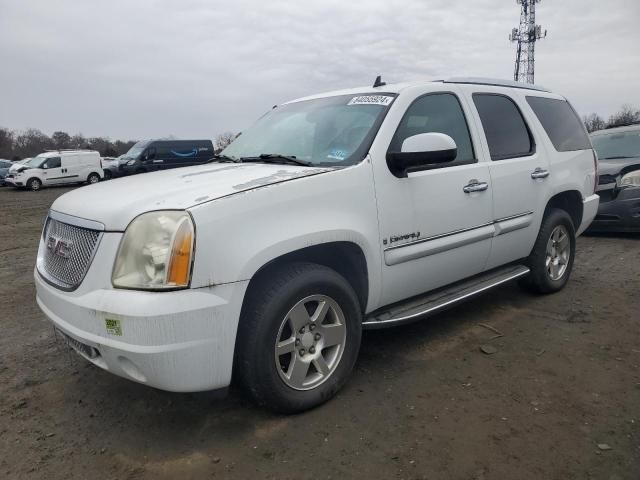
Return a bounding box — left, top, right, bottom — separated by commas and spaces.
41, 156, 66, 185
370, 85, 494, 307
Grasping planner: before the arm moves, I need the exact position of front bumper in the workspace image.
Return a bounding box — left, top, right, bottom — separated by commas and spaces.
35, 265, 248, 392
4, 177, 22, 187
588, 186, 640, 233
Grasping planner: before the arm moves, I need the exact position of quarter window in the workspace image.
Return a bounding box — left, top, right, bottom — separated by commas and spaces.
473, 94, 534, 160
388, 93, 475, 165
526, 96, 591, 152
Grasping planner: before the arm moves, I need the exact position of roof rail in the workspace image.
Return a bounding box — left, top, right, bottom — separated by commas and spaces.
604, 120, 640, 129
441, 77, 551, 93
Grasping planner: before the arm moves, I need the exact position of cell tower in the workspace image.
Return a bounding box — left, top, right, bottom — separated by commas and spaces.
509, 0, 547, 84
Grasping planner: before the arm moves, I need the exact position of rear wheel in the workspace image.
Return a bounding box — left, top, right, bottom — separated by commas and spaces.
87, 172, 100, 184
235, 262, 362, 413
521, 208, 575, 294
27, 178, 42, 191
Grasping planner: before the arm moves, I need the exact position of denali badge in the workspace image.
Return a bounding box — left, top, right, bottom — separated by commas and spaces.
46, 236, 73, 259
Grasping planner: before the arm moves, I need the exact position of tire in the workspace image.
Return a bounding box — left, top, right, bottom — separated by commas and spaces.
103, 170, 112, 180
521, 208, 576, 294
235, 262, 362, 413
27, 178, 42, 191
87, 172, 100, 184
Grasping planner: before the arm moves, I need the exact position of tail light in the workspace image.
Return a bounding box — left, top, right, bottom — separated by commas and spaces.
592, 149, 599, 194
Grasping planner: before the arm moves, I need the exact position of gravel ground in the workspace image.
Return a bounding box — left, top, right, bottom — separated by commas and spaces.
0, 184, 639, 480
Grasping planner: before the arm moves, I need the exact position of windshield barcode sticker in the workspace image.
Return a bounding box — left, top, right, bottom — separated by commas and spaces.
347, 95, 394, 106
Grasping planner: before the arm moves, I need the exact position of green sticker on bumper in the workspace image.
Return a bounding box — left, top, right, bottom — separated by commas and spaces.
105, 318, 122, 336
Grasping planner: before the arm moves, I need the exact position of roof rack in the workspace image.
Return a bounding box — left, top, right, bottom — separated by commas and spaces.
440, 77, 551, 93
44, 149, 94, 153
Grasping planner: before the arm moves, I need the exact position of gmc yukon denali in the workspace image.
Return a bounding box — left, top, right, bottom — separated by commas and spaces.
35, 77, 599, 412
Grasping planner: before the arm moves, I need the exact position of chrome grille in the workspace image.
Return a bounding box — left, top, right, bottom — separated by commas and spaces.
38, 217, 102, 290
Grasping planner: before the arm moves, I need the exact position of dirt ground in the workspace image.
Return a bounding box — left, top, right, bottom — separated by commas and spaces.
0, 184, 639, 480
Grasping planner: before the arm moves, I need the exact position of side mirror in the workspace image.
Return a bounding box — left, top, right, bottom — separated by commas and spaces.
386, 133, 457, 178
42, 163, 48, 169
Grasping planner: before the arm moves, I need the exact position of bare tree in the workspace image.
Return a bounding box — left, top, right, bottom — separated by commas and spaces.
51, 131, 72, 149
0, 127, 14, 159
0, 127, 138, 159
607, 104, 640, 128
582, 113, 606, 133
215, 132, 236, 152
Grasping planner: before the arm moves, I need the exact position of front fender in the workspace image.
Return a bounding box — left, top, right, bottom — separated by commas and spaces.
188, 163, 383, 311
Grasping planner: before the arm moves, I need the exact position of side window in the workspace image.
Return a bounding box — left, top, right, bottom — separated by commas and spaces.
45, 157, 61, 168
146, 147, 156, 160
526, 96, 591, 152
388, 93, 475, 165
473, 94, 534, 160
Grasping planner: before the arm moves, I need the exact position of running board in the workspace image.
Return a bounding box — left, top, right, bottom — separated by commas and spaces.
363, 265, 530, 329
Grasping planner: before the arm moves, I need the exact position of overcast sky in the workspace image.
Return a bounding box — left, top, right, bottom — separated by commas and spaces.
1, 0, 639, 141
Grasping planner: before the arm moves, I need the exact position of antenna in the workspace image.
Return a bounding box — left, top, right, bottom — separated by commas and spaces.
373, 75, 386, 88
509, 0, 546, 84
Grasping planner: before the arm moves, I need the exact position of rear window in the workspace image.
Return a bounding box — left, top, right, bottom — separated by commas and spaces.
526, 96, 591, 152
473, 94, 534, 160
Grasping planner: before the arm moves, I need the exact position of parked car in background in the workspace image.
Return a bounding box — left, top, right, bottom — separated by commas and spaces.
5, 150, 103, 191
589, 124, 640, 232
34, 78, 598, 412
100, 156, 119, 180
0, 159, 12, 186
119, 139, 214, 175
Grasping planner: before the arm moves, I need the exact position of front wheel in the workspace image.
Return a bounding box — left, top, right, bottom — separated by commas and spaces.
521, 208, 576, 294
27, 178, 42, 191
235, 263, 362, 413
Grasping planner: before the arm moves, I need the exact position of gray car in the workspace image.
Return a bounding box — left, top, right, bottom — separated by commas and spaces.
0, 159, 12, 186
589, 124, 640, 233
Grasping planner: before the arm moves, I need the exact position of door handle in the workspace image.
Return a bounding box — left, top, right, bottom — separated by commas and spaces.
463, 180, 489, 193
531, 167, 549, 179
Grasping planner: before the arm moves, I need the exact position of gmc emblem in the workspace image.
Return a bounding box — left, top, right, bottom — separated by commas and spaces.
46, 236, 73, 259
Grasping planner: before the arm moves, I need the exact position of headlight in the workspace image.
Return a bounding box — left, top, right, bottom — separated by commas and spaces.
620, 170, 640, 187
112, 211, 195, 290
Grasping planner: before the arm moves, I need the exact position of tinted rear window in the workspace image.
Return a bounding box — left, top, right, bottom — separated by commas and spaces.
526, 96, 591, 152
473, 94, 534, 160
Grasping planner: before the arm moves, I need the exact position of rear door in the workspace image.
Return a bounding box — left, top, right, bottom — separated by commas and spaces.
461, 87, 551, 269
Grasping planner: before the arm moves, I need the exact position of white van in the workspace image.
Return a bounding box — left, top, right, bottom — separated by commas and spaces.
5, 150, 104, 191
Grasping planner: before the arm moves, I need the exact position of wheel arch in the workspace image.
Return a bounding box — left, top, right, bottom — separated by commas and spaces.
245, 241, 370, 314
544, 190, 583, 229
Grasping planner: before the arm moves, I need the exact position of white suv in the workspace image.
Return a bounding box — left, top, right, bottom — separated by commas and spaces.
34, 78, 599, 412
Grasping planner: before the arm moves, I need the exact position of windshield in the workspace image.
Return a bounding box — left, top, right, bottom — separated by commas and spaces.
25, 156, 48, 168
123, 141, 150, 160
592, 130, 640, 159
222, 93, 395, 166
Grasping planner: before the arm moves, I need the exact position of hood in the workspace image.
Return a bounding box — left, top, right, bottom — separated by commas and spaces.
51, 162, 332, 231
597, 156, 640, 189
597, 156, 640, 176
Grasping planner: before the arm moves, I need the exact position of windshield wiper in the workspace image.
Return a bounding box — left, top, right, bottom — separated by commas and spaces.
206, 154, 238, 163
238, 154, 313, 167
